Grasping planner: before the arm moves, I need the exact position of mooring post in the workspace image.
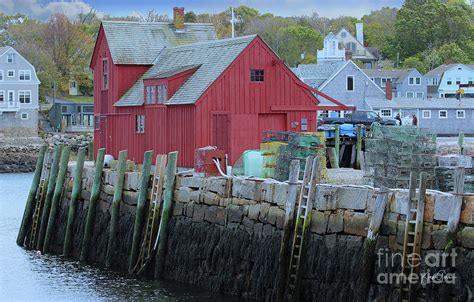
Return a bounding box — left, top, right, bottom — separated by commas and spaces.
356, 124, 362, 169
334, 124, 340, 164
357, 187, 390, 301
446, 167, 465, 251
106, 150, 128, 268
80, 148, 106, 262
16, 145, 48, 246
36, 144, 63, 250
327, 147, 339, 169
63, 147, 86, 257
276, 160, 300, 302
43, 146, 71, 253
458, 131, 464, 154
129, 150, 153, 273
154, 151, 178, 279
88, 141, 94, 161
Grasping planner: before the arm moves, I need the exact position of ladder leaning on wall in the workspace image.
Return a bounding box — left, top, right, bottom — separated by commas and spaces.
401, 172, 428, 302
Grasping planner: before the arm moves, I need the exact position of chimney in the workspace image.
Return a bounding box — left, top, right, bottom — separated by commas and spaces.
345, 49, 352, 61
356, 23, 364, 45
173, 7, 185, 31
386, 79, 393, 100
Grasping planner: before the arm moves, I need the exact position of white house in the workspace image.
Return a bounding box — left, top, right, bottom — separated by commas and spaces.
317, 32, 346, 63
335, 24, 377, 68
0, 46, 40, 137
425, 63, 474, 98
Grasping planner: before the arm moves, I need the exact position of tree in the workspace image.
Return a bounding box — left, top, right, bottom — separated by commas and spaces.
362, 7, 398, 50
184, 11, 197, 23
328, 16, 358, 36
402, 56, 427, 73
433, 42, 470, 64
278, 25, 323, 66
234, 6, 259, 34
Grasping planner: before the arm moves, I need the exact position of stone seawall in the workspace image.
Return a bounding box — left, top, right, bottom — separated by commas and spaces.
45, 163, 474, 301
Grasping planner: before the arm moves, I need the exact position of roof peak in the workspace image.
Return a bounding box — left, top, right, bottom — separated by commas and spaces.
102, 20, 213, 26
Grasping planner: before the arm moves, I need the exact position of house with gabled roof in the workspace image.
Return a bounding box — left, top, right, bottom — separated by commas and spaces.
424, 64, 474, 98
91, 8, 350, 166
336, 24, 377, 68
292, 60, 385, 116
363, 68, 427, 99
0, 46, 40, 137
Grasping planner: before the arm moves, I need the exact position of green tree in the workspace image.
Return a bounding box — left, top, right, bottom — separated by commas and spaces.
402, 56, 427, 73
278, 25, 323, 66
184, 11, 197, 23
362, 7, 398, 50
433, 43, 470, 64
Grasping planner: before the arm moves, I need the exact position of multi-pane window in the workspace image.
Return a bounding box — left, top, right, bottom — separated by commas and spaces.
6, 53, 13, 63
457, 110, 465, 119
406, 92, 415, 98
94, 116, 100, 130
145, 86, 152, 104
380, 109, 392, 117
21, 113, 29, 120
381, 78, 389, 87
409, 77, 421, 85
157, 84, 167, 104
102, 58, 108, 90
7, 70, 14, 77
422, 110, 431, 119
8, 91, 14, 102
19, 91, 31, 103
455, 78, 461, 85
150, 86, 156, 104
0, 71, 3, 81
416, 92, 424, 98
301, 118, 308, 131
346, 75, 354, 91
135, 115, 145, 133
250, 69, 264, 82
19, 70, 31, 81
447, 78, 452, 85
439, 110, 447, 118
0, 91, 4, 102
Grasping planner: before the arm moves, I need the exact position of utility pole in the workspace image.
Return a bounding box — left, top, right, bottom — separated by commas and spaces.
231, 7, 235, 38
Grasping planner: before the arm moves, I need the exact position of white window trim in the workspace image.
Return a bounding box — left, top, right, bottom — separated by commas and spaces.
7, 70, 15, 77
406, 92, 415, 98
456, 110, 465, 119
346, 75, 355, 92
422, 110, 431, 119
438, 110, 448, 119
0, 70, 3, 81
20, 112, 29, 120
0, 90, 4, 102
379, 108, 392, 117
381, 77, 388, 88
19, 70, 31, 81
7, 90, 14, 102
18, 90, 31, 104
408, 77, 421, 86
416, 92, 424, 98
6, 53, 14, 63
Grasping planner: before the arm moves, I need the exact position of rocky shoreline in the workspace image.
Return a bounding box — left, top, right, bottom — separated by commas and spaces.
0, 133, 92, 173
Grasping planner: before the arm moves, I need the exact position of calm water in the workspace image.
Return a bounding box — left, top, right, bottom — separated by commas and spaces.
0, 173, 233, 301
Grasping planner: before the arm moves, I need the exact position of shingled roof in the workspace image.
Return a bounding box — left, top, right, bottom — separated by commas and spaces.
362, 68, 413, 83
115, 35, 257, 106
291, 61, 346, 89
424, 64, 474, 77
0, 46, 10, 56
101, 21, 217, 65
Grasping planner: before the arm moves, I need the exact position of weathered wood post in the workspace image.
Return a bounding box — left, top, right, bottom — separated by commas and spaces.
458, 131, 464, 154
63, 147, 86, 256
129, 150, 153, 272
88, 141, 94, 161
36, 144, 63, 250
154, 151, 178, 279
431, 133, 437, 143
106, 150, 128, 268
356, 124, 362, 169
80, 148, 106, 262
17, 145, 48, 246
327, 147, 339, 169
446, 167, 465, 251
357, 187, 390, 301
334, 124, 340, 164
276, 160, 300, 302
43, 146, 71, 253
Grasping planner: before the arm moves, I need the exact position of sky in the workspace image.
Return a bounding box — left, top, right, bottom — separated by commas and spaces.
1, 0, 405, 20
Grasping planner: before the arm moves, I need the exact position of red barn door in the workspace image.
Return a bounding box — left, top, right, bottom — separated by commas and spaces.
212, 113, 230, 154
258, 113, 287, 141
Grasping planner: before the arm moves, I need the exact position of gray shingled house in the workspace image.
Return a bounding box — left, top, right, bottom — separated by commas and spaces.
363, 68, 427, 99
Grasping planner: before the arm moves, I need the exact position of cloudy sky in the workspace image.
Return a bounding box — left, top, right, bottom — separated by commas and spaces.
1, 0, 404, 20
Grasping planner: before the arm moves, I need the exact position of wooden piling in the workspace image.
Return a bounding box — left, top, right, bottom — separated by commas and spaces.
355, 124, 362, 169
36, 144, 63, 250
357, 188, 390, 301
16, 145, 48, 246
446, 167, 465, 251
327, 147, 339, 169
458, 131, 464, 154
129, 150, 153, 273
88, 141, 94, 161
63, 147, 86, 256
43, 146, 71, 253
80, 148, 106, 262
276, 160, 300, 302
106, 150, 128, 268
334, 124, 340, 164
154, 151, 178, 279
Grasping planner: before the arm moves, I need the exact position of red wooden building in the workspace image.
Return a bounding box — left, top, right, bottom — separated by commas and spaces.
91, 12, 351, 167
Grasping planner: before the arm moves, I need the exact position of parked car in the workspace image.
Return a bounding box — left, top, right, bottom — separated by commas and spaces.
320, 110, 397, 126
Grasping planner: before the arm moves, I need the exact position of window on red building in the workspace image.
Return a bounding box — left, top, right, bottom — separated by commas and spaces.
102, 58, 108, 90
157, 84, 168, 104
250, 69, 264, 82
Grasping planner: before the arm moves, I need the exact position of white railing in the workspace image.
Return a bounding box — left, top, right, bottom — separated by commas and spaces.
0, 100, 20, 111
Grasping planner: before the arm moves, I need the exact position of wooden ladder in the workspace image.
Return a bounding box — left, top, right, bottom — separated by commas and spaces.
287, 156, 320, 301
401, 172, 427, 302
131, 154, 167, 274
28, 150, 53, 249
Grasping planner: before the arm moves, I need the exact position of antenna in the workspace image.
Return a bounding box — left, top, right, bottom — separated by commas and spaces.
231, 7, 235, 38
